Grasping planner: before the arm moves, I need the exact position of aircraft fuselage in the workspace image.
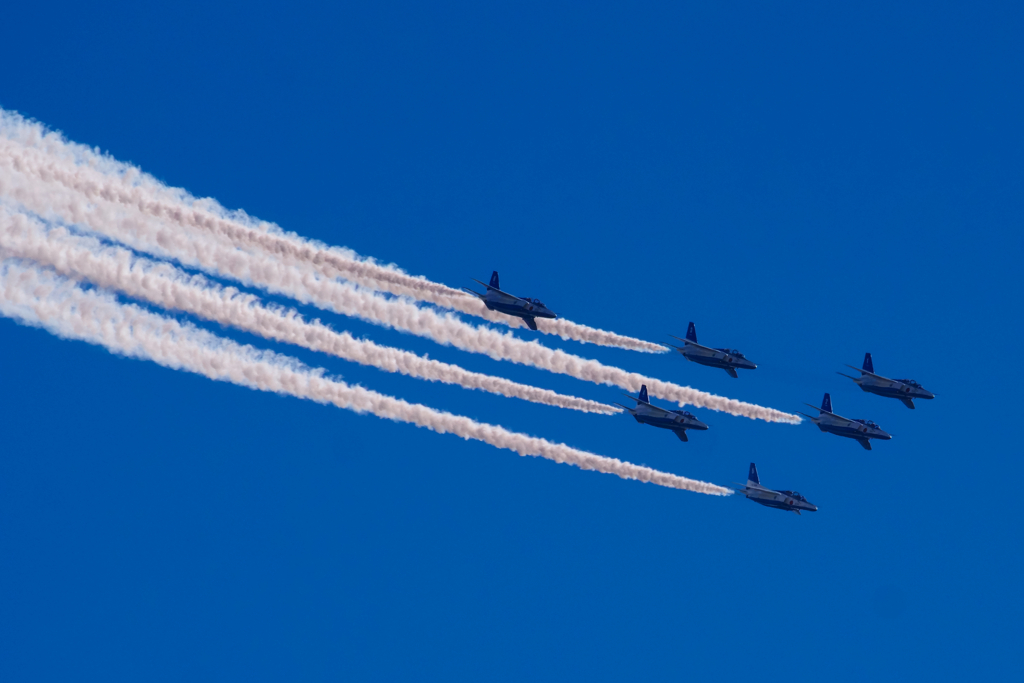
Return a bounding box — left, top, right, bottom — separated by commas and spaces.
631, 410, 708, 433
677, 343, 757, 377
484, 299, 557, 322
857, 379, 935, 402
814, 414, 891, 448
747, 491, 818, 514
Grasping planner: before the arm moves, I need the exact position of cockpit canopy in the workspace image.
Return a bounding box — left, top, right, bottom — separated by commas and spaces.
779, 490, 807, 502
523, 297, 546, 307
896, 378, 921, 387
675, 411, 695, 418
716, 348, 745, 358
854, 419, 879, 428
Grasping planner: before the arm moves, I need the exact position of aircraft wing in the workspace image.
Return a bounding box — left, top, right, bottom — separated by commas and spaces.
802, 404, 856, 426
731, 482, 777, 495
675, 430, 689, 442
843, 364, 893, 382
620, 395, 676, 417
668, 335, 718, 353
857, 438, 873, 451
724, 367, 739, 378
471, 278, 522, 302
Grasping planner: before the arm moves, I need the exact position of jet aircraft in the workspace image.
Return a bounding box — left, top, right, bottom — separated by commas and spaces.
668, 322, 756, 378
463, 271, 556, 330
838, 353, 935, 409
796, 393, 891, 450
613, 384, 708, 442
731, 463, 817, 515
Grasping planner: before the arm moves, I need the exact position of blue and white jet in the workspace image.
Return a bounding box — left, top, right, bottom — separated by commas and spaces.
797, 393, 892, 450
731, 463, 817, 515
669, 322, 757, 378
838, 353, 936, 409
613, 384, 708, 442
463, 271, 557, 330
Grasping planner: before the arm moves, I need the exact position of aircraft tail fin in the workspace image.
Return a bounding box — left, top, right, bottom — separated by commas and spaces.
863, 353, 874, 373
638, 385, 650, 404
747, 463, 760, 486
489, 271, 500, 289
686, 322, 698, 343
821, 393, 833, 413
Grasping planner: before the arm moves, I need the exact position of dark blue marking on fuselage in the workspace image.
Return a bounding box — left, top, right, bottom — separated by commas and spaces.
751, 497, 816, 513
635, 414, 707, 431
485, 301, 557, 320
861, 384, 933, 400
684, 353, 756, 371
818, 423, 889, 440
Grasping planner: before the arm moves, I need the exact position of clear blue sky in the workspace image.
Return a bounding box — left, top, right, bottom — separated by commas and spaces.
1, 2, 1021, 680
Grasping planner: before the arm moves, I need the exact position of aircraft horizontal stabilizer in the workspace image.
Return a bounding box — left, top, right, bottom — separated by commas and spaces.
612, 402, 636, 413
836, 371, 861, 381
803, 402, 834, 415
460, 287, 486, 299
795, 411, 819, 421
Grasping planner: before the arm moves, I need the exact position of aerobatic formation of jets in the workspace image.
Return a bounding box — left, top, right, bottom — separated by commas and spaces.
472, 270, 936, 516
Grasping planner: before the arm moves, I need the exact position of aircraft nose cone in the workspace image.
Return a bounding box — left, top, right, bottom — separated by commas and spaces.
879, 430, 893, 440
810, 505, 818, 512
694, 420, 709, 431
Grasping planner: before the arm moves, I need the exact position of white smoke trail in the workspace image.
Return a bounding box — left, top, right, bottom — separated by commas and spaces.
0, 111, 667, 354
0, 208, 616, 414
0, 259, 729, 495
0, 112, 800, 423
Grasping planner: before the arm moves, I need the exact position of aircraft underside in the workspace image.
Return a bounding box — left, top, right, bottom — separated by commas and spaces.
820, 425, 874, 449
753, 498, 799, 511
485, 302, 539, 329
686, 354, 744, 377
634, 416, 691, 441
